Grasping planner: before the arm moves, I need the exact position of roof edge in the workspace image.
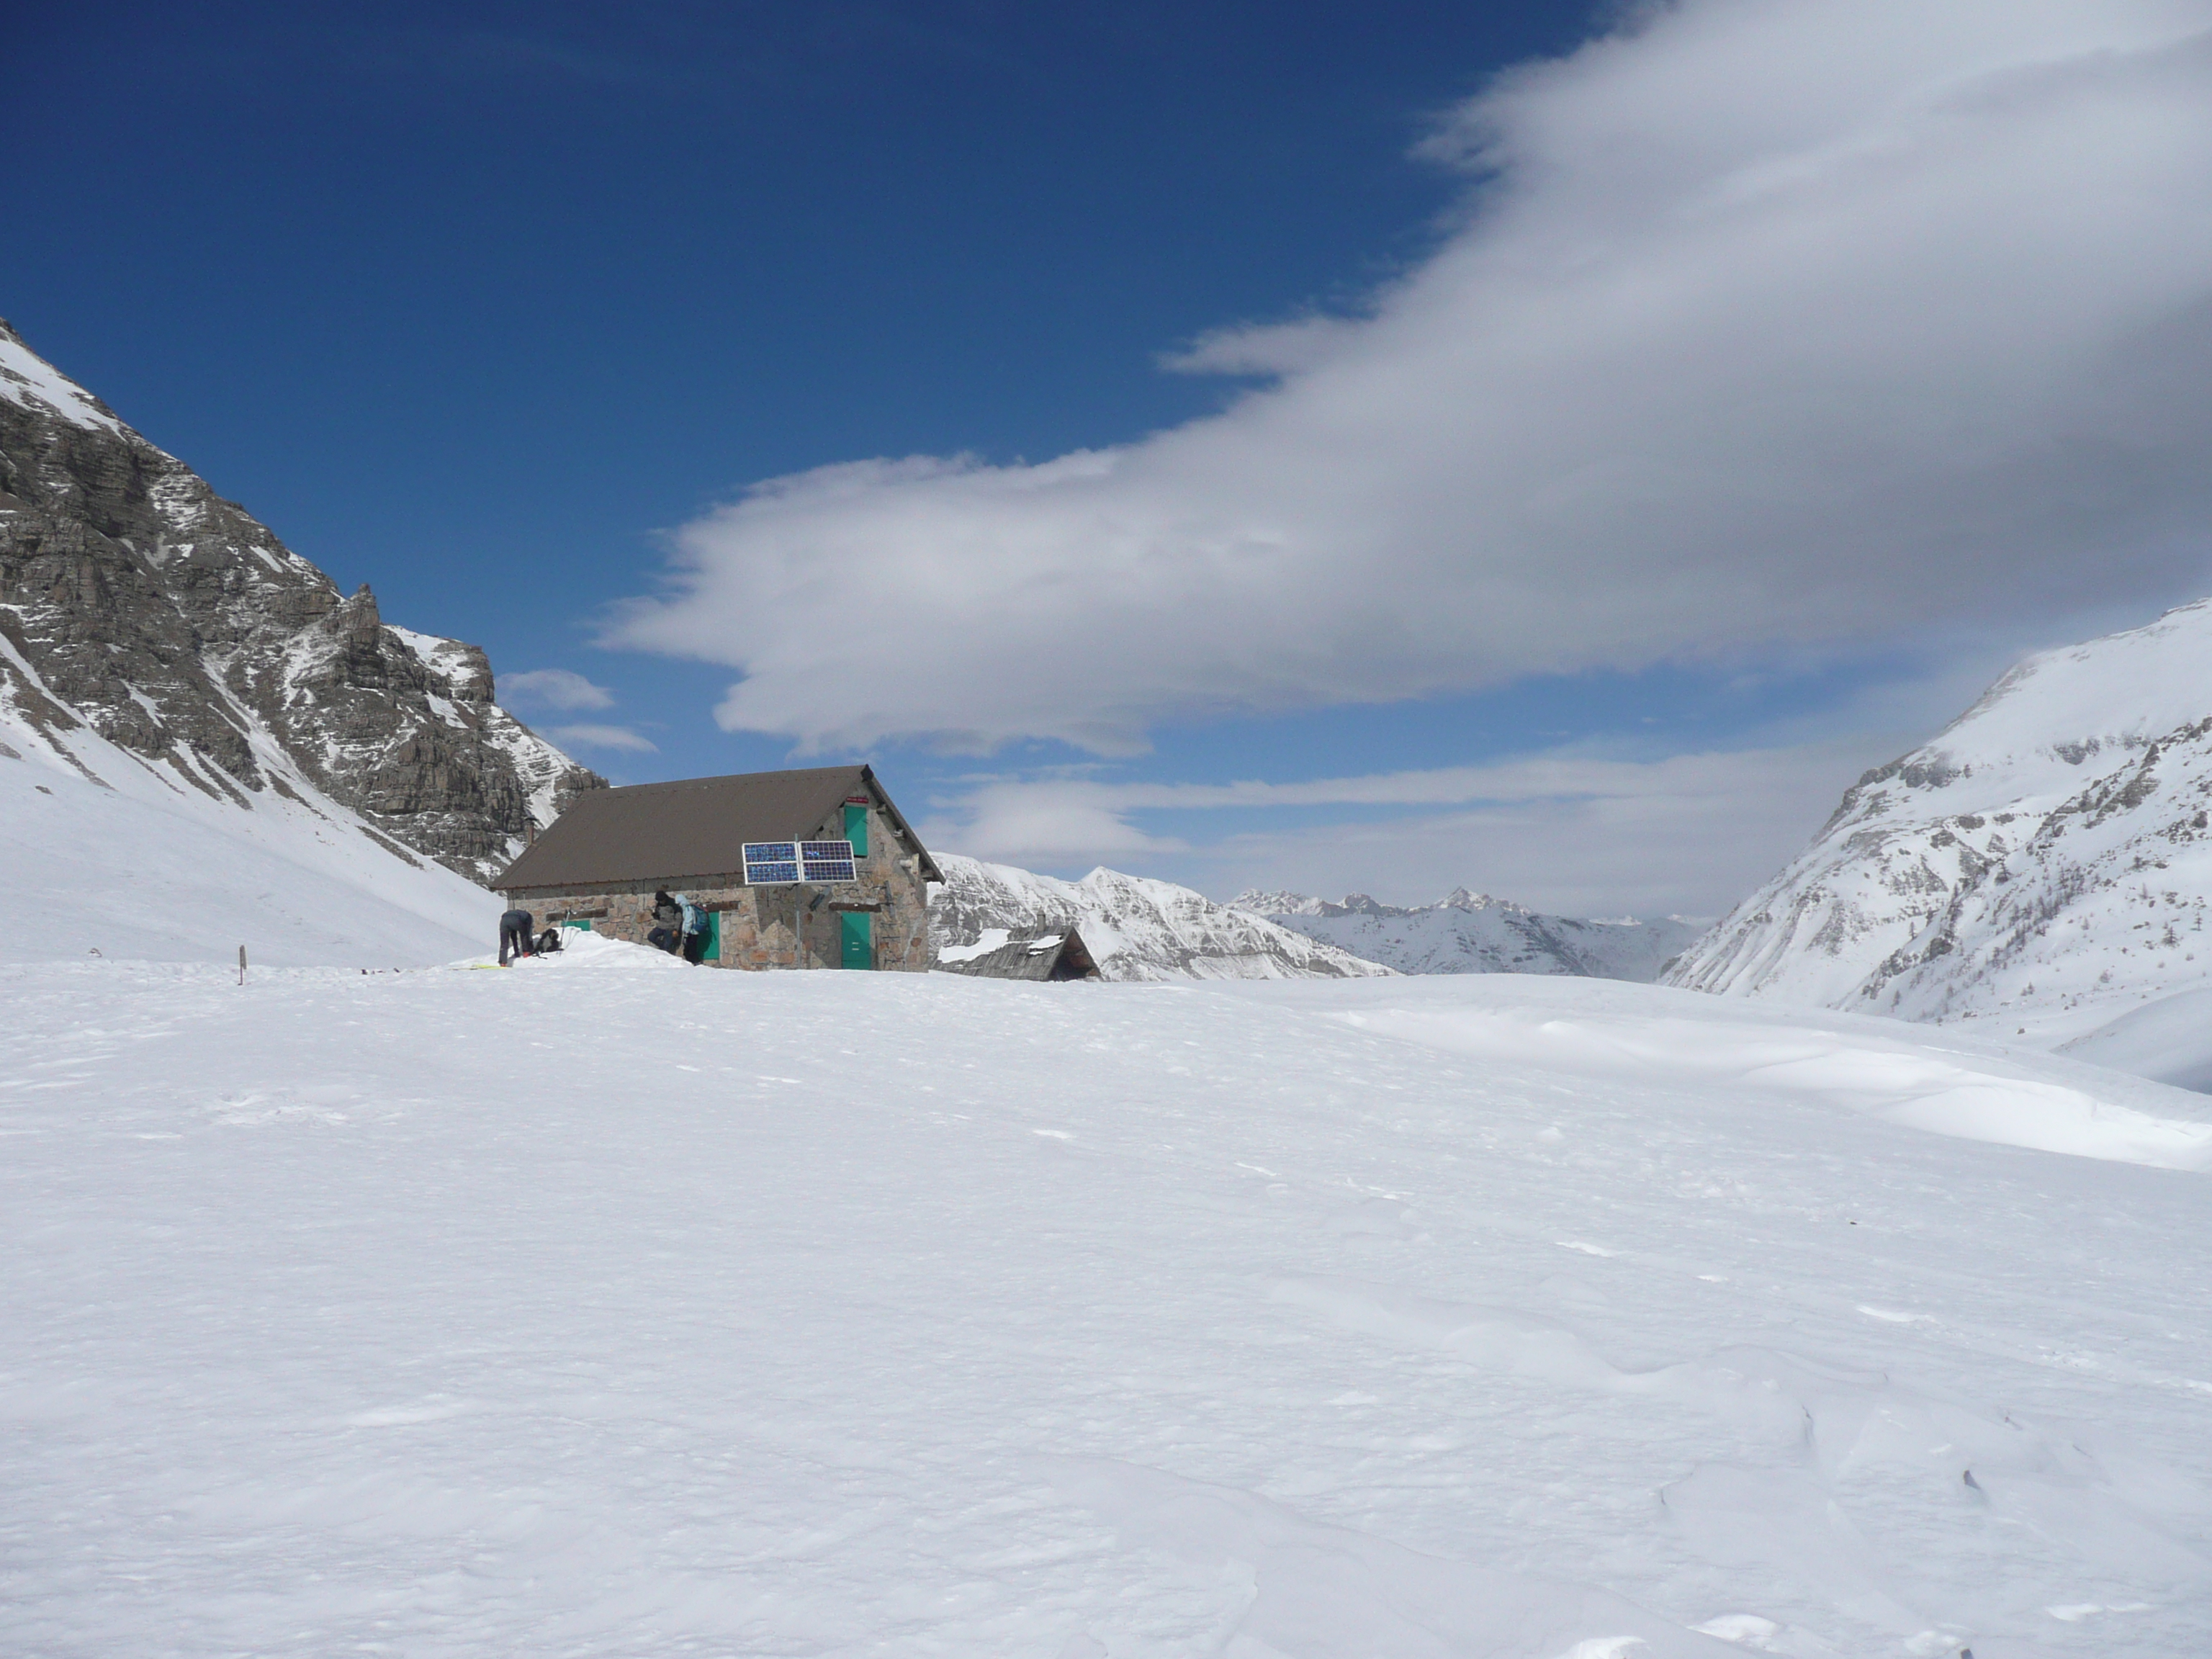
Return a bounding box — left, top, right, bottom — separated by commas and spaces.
862, 765, 945, 882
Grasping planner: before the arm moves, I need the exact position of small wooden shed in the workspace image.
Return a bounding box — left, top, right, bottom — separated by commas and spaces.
935, 927, 1103, 981
493, 765, 943, 971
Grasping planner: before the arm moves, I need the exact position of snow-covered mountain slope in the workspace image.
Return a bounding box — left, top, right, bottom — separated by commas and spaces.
1233, 887, 1705, 981
6, 953, 2208, 1654
930, 854, 1393, 980
0, 318, 601, 881
1668, 599, 2212, 1048
1, 671, 498, 966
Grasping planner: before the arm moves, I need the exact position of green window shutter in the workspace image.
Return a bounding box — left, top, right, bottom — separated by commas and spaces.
843, 803, 869, 858
840, 909, 873, 969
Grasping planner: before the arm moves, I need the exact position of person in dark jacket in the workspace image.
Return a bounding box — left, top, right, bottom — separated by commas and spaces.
499, 907, 535, 966
647, 889, 683, 954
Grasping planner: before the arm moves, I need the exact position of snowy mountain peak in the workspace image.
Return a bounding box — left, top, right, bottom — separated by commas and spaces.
1438, 886, 1516, 914
1667, 598, 2212, 1063
1230, 887, 1699, 980
1932, 597, 2212, 764
1226, 889, 1328, 917
1227, 886, 1520, 920
932, 857, 1393, 981
0, 317, 126, 436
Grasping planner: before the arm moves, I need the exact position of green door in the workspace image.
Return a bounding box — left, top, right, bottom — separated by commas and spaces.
840, 909, 873, 970
699, 909, 721, 962
842, 803, 870, 857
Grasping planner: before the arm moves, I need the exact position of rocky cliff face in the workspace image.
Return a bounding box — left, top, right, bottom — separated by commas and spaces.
0, 319, 601, 880
928, 855, 1393, 981
1665, 600, 2212, 1038
1228, 888, 1704, 981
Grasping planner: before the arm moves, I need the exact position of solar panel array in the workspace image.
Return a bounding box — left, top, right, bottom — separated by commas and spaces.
741, 841, 799, 885
741, 839, 859, 885
800, 840, 858, 884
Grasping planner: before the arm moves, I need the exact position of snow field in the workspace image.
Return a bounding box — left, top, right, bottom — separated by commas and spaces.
3, 945, 2209, 1655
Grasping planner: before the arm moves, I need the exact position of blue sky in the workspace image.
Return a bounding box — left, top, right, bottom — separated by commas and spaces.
14, 1, 2212, 913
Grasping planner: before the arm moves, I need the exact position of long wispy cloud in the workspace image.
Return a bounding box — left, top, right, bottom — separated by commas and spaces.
611, 0, 2212, 755
500, 668, 617, 711
501, 670, 658, 754
547, 722, 660, 755
917, 739, 1885, 914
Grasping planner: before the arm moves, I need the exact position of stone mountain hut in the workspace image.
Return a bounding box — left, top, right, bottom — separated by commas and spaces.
493, 765, 943, 971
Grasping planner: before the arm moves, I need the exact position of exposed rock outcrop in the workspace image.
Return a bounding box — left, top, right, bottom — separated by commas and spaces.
0, 318, 601, 879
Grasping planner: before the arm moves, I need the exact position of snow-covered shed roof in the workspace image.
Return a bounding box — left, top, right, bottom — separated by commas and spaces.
934, 928, 1102, 982
495, 765, 942, 891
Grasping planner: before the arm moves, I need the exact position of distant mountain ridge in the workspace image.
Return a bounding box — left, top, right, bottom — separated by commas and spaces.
929, 855, 1393, 981
0, 318, 600, 881
1230, 887, 1704, 982
1665, 600, 2212, 1064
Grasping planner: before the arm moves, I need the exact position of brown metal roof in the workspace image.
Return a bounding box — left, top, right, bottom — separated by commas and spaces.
493, 764, 943, 891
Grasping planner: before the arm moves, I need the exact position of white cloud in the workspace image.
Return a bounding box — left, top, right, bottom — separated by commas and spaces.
547, 723, 659, 754
610, 0, 2212, 755
917, 641, 2042, 914
918, 739, 1889, 917
501, 668, 617, 711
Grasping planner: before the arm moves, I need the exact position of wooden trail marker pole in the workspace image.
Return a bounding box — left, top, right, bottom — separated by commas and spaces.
238, 945, 246, 986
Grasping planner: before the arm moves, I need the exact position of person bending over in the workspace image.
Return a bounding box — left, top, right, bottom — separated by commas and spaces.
498, 907, 535, 966
647, 889, 684, 954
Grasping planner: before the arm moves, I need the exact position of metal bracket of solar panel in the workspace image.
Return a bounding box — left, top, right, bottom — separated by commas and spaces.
742, 841, 800, 885
800, 840, 858, 884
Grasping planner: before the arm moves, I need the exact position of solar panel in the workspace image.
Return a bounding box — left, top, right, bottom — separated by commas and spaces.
742, 840, 799, 885
800, 839, 858, 884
